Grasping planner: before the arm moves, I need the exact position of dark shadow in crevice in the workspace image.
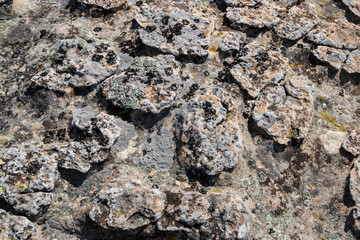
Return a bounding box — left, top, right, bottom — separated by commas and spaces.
344, 208, 360, 239
344, 175, 356, 208
345, 9, 360, 25
340, 147, 355, 163
340, 70, 360, 86
59, 168, 88, 188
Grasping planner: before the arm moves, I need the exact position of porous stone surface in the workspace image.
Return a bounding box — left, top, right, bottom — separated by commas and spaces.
89, 180, 166, 230
0, 148, 58, 216
101, 55, 192, 113
179, 94, 243, 176
312, 46, 349, 70
275, 2, 319, 41
136, 8, 212, 60
230, 37, 289, 98
225, 0, 287, 30
1, 0, 360, 239
31, 38, 119, 93
343, 49, 360, 74
342, 0, 360, 19
306, 19, 360, 50
342, 129, 360, 156
252, 79, 314, 145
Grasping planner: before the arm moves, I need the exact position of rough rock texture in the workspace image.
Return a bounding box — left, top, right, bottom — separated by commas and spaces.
0, 0, 360, 239
31, 38, 119, 93
89, 180, 166, 230
312, 46, 349, 70
136, 8, 212, 60
225, 1, 286, 30
158, 187, 249, 239
275, 2, 319, 41
102, 55, 192, 113
230, 37, 289, 98
342, 0, 360, 19
179, 94, 243, 176
343, 49, 360, 74
0, 148, 58, 216
342, 129, 360, 156
252, 79, 314, 145
306, 19, 360, 50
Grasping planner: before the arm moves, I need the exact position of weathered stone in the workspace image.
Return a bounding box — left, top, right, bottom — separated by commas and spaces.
311, 46, 349, 70
343, 49, 360, 74
89, 180, 166, 230
230, 40, 289, 98
180, 95, 243, 176
31, 38, 119, 93
134, 127, 175, 171
53, 107, 134, 173
275, 2, 319, 41
78, 0, 126, 9
319, 130, 348, 155
7, 192, 53, 217
350, 157, 360, 205
226, 1, 286, 30
252, 81, 314, 145
342, 0, 360, 19
0, 148, 58, 216
218, 31, 245, 54
342, 129, 360, 156
306, 19, 360, 50
136, 8, 211, 60
102, 55, 192, 113
158, 188, 249, 239
0, 209, 35, 240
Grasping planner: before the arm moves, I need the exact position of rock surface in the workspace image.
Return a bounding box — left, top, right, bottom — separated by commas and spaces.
0, 0, 360, 239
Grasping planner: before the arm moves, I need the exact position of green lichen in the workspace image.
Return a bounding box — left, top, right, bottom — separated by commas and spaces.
139, 166, 174, 187
108, 79, 145, 109
14, 182, 28, 192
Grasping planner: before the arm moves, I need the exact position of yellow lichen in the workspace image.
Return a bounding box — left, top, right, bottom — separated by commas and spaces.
213, 189, 222, 193
1, 140, 6, 145
218, 31, 224, 35
191, 73, 197, 77
15, 182, 28, 191
319, 111, 346, 132
313, 212, 318, 217
0, 186, 4, 192
226, 113, 233, 120
209, 46, 218, 52
289, 130, 296, 137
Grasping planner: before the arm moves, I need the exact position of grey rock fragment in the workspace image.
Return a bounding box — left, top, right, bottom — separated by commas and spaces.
0, 148, 58, 216
306, 19, 360, 50
343, 50, 360, 74
218, 31, 245, 54
136, 8, 211, 60
102, 55, 192, 113
226, 1, 286, 30
342, 0, 360, 19
275, 2, 319, 41
78, 0, 126, 9
342, 129, 360, 156
89, 180, 166, 230
135, 128, 174, 171
350, 157, 360, 205
180, 95, 242, 176
230, 39, 289, 98
53, 107, 134, 173
158, 188, 249, 239
0, 209, 35, 240
252, 80, 314, 145
31, 38, 119, 93
311, 46, 349, 70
